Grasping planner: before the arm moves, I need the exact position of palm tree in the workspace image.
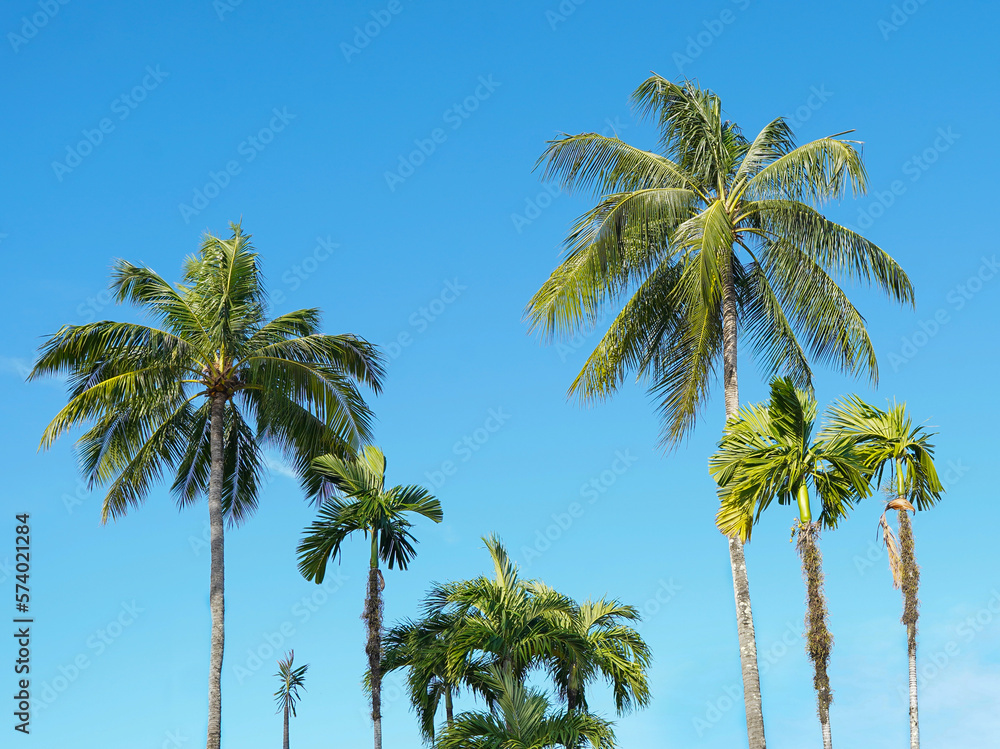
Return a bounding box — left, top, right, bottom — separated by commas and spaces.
712, 378, 870, 749
274, 650, 309, 749
823, 398, 943, 749
297, 446, 444, 749
525, 75, 913, 749
436, 667, 616, 749
381, 611, 493, 742
29, 224, 383, 749
547, 598, 651, 715
426, 536, 585, 689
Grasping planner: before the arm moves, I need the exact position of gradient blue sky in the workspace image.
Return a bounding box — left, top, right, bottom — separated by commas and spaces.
2, 0, 998, 747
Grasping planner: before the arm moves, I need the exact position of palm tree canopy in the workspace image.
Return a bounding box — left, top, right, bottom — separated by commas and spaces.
29, 223, 384, 524
822, 396, 943, 510
526, 76, 913, 445
436, 667, 617, 749
297, 445, 444, 582
712, 377, 871, 541
274, 650, 309, 717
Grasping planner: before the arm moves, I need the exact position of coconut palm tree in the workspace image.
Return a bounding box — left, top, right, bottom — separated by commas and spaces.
297, 446, 443, 749
29, 224, 383, 749
436, 667, 617, 749
547, 598, 651, 715
274, 650, 309, 749
712, 378, 871, 749
525, 75, 913, 749
381, 611, 493, 742
823, 397, 943, 749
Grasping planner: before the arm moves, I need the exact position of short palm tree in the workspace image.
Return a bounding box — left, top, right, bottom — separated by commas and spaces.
297, 446, 443, 749
29, 224, 383, 749
274, 650, 309, 749
526, 75, 912, 749
426, 536, 586, 689
823, 398, 943, 749
712, 378, 870, 749
381, 611, 493, 742
436, 667, 617, 749
547, 598, 651, 715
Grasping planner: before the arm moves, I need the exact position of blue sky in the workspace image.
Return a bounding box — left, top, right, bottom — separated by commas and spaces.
1, 0, 998, 747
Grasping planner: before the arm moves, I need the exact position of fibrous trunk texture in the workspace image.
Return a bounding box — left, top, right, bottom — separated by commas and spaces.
207, 394, 226, 749
364, 566, 384, 749
898, 508, 920, 749
797, 522, 833, 749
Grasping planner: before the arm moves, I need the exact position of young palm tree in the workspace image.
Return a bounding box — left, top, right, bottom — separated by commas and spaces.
712, 378, 870, 749
29, 224, 383, 749
426, 536, 586, 689
381, 611, 493, 742
274, 650, 309, 749
823, 398, 943, 749
436, 667, 617, 749
547, 598, 651, 715
526, 75, 912, 749
297, 446, 443, 749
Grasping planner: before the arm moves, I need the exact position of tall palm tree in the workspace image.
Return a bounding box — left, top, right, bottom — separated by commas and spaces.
297, 446, 444, 749
547, 598, 651, 715
823, 398, 943, 749
29, 224, 383, 749
712, 378, 870, 749
436, 667, 617, 749
381, 611, 493, 742
274, 650, 309, 749
525, 75, 912, 749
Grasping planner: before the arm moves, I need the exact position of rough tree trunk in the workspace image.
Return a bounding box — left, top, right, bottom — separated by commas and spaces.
207, 394, 226, 749
722, 256, 767, 749
364, 539, 384, 749
898, 508, 920, 749
797, 521, 833, 749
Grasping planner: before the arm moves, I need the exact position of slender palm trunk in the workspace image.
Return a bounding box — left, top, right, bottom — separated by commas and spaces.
207, 394, 226, 749
283, 703, 290, 749
365, 534, 384, 749
722, 258, 767, 749
445, 687, 454, 727
898, 507, 920, 749
796, 521, 833, 749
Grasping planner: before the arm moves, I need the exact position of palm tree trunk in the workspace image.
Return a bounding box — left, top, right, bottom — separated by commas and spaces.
445, 687, 454, 727
283, 703, 290, 749
207, 394, 226, 749
898, 507, 920, 749
365, 534, 384, 749
796, 521, 833, 749
722, 258, 767, 749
